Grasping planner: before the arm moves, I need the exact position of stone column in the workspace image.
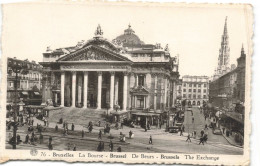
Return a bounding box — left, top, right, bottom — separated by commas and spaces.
55, 93, 58, 104
114, 77, 119, 105
172, 81, 176, 107
164, 76, 168, 109
123, 72, 128, 111
72, 71, 76, 107
154, 74, 158, 110
83, 71, 88, 108
97, 71, 102, 109
60, 72, 65, 107
135, 74, 139, 87
110, 72, 115, 110
26, 80, 29, 89
38, 74, 41, 90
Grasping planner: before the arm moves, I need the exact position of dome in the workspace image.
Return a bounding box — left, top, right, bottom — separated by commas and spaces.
114, 24, 144, 46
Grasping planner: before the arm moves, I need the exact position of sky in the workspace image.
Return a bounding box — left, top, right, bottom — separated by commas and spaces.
2, 2, 250, 77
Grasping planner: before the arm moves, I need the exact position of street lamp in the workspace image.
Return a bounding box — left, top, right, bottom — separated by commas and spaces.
8, 59, 29, 149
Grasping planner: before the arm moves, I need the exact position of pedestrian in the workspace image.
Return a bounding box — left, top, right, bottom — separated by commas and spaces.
73, 145, 77, 151
117, 145, 122, 152
149, 135, 153, 144
49, 136, 52, 145
16, 134, 21, 144
98, 120, 101, 127
55, 124, 58, 132
194, 130, 197, 139
39, 133, 43, 144
115, 122, 119, 130
129, 130, 133, 138
88, 124, 93, 133
101, 141, 105, 151
25, 134, 29, 144
180, 129, 183, 136
63, 122, 65, 128
71, 123, 75, 131
192, 117, 194, 123
32, 119, 34, 126
121, 122, 123, 129
198, 137, 204, 145
200, 129, 204, 137
48, 143, 53, 150
98, 130, 102, 140
204, 115, 207, 121
97, 141, 102, 151
44, 119, 46, 126
81, 130, 85, 138
203, 134, 208, 143
222, 127, 225, 134
186, 134, 191, 142
205, 124, 208, 130
109, 140, 114, 152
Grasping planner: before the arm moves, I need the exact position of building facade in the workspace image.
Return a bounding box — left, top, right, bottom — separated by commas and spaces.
209, 45, 246, 145
181, 75, 209, 106
7, 57, 42, 105
40, 25, 179, 111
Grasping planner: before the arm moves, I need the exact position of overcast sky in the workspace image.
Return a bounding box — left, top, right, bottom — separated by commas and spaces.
2, 2, 250, 77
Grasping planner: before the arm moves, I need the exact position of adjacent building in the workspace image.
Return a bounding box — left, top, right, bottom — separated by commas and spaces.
39, 25, 180, 112
181, 75, 209, 106
7, 57, 42, 105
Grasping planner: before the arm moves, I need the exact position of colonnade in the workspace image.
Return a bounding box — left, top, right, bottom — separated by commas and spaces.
60, 71, 128, 111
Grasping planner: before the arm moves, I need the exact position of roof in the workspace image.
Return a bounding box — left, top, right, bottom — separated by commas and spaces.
114, 25, 144, 46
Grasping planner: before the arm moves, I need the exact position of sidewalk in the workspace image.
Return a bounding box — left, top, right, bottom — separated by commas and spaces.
219, 125, 243, 148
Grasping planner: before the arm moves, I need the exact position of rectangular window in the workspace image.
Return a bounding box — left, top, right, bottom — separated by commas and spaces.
203, 95, 206, 98
183, 83, 186, 87
198, 84, 201, 87
138, 75, 145, 86
189, 83, 192, 87
198, 89, 201, 93
204, 89, 207, 93
188, 94, 191, 98
204, 83, 207, 88
198, 95, 201, 99
194, 84, 197, 87
193, 89, 196, 92
189, 89, 192, 92
136, 96, 144, 108
183, 89, 186, 92
193, 95, 196, 99
183, 94, 186, 98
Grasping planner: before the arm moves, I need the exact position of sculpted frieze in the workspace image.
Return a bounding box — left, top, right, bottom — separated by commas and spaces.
68, 49, 118, 61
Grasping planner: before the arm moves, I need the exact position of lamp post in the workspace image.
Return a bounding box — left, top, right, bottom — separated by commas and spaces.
8, 59, 29, 149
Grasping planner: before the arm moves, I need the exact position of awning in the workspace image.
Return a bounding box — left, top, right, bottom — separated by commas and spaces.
21, 92, 28, 95
34, 92, 40, 95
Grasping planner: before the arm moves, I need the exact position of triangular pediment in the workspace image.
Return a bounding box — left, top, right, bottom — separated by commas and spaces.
131, 86, 149, 95
57, 45, 131, 62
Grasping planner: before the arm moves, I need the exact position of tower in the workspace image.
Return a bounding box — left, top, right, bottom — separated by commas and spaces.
216, 17, 230, 75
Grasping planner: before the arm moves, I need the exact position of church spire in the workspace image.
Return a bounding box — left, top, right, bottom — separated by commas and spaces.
215, 16, 230, 78
223, 16, 228, 35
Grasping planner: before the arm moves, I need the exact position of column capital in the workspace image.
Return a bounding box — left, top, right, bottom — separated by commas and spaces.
123, 71, 129, 76
83, 71, 89, 75
71, 71, 77, 75
97, 71, 102, 76
151, 73, 158, 78
110, 71, 115, 76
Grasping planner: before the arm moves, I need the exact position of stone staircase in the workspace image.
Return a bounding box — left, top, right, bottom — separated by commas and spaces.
48, 107, 108, 126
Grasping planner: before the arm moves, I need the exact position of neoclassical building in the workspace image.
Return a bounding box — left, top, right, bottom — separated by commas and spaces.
40, 25, 179, 111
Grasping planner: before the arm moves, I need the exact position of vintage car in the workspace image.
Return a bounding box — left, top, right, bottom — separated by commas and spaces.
169, 126, 179, 133
213, 128, 222, 135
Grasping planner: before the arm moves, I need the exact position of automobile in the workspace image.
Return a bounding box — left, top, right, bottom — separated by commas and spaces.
213, 128, 222, 135
169, 126, 179, 133
175, 122, 183, 130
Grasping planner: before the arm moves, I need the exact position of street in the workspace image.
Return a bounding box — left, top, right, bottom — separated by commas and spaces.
6, 107, 243, 154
